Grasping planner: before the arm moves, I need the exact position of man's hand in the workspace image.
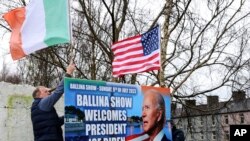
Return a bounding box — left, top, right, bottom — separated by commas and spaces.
66, 61, 76, 75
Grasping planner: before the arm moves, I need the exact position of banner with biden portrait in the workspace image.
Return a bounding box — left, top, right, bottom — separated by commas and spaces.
64, 77, 172, 141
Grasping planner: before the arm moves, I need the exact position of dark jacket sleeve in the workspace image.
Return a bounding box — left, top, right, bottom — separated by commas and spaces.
59, 116, 64, 126
39, 73, 71, 111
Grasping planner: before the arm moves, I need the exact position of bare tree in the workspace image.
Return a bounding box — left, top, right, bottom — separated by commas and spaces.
161, 0, 250, 99
1, 0, 250, 107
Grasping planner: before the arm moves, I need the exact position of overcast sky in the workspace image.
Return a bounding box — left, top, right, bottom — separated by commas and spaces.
0, 31, 17, 73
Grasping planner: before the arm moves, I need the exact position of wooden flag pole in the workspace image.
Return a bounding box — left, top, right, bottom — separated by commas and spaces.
68, 0, 75, 63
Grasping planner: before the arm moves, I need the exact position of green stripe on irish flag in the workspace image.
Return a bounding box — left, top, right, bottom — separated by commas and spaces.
3, 0, 70, 60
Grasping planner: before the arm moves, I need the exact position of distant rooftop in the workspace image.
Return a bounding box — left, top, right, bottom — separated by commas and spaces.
172, 90, 250, 118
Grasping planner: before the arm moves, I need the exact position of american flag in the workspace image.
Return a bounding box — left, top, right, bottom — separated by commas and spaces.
112, 25, 161, 77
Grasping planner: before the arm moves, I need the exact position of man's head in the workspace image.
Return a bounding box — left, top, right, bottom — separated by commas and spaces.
32, 86, 51, 98
142, 89, 166, 135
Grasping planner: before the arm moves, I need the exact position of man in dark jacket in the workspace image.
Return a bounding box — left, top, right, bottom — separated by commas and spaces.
172, 123, 185, 141
31, 62, 75, 141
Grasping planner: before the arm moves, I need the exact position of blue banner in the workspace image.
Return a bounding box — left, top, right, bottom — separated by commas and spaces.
64, 78, 172, 141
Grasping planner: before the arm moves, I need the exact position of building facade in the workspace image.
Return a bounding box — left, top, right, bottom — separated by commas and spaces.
172, 91, 250, 141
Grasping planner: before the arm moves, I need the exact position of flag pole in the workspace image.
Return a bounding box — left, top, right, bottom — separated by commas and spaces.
68, 0, 75, 62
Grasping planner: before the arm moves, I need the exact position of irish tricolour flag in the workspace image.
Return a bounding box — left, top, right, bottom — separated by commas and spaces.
3, 0, 70, 60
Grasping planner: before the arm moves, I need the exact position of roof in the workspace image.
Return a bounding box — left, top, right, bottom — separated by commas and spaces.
172, 98, 250, 118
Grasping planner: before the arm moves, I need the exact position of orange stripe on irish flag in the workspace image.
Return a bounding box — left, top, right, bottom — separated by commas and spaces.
3, 8, 26, 60
3, 0, 70, 60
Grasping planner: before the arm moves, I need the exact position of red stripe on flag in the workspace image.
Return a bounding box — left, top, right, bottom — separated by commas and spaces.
113, 53, 159, 67
114, 46, 143, 57
112, 39, 141, 53
113, 61, 160, 76
114, 53, 144, 62
3, 8, 26, 60
112, 35, 141, 48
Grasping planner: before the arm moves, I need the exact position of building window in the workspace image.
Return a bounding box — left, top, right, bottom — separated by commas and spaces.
179, 120, 182, 128
225, 130, 229, 140
212, 131, 216, 140
240, 113, 244, 124
224, 115, 229, 124
191, 134, 194, 140
200, 116, 203, 126
212, 116, 215, 126
201, 131, 204, 140
189, 122, 192, 129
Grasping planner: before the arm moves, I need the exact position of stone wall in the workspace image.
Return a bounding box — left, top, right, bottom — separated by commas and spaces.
0, 82, 64, 141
